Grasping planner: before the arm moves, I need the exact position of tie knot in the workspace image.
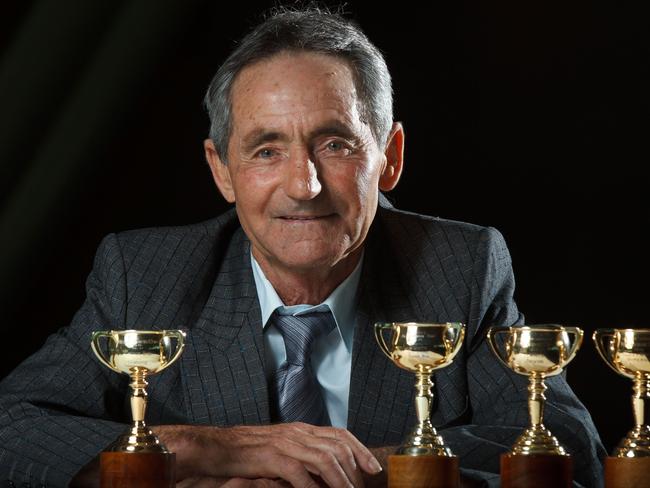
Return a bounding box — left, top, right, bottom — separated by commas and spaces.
271, 311, 336, 366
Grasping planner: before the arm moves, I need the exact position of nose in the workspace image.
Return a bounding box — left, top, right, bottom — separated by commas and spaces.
283, 149, 322, 200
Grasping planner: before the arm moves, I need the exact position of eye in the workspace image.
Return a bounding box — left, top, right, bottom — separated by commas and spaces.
327, 141, 344, 151
323, 140, 352, 155
256, 148, 276, 159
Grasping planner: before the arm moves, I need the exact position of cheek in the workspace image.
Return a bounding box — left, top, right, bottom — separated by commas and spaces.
232, 167, 277, 208
329, 164, 380, 226
346, 162, 381, 206
329, 160, 376, 193
355, 164, 378, 193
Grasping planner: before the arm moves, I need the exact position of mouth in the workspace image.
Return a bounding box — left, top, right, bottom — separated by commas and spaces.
278, 214, 335, 221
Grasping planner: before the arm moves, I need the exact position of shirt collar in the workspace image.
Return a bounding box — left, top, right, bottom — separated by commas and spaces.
250, 252, 363, 353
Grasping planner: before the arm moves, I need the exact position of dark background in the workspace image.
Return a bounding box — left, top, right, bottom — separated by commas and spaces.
1, 0, 648, 454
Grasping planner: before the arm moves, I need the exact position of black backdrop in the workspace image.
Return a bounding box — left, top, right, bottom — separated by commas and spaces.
1, 0, 648, 454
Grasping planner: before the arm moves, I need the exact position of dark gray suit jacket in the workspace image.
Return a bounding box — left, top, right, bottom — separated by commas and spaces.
0, 203, 606, 487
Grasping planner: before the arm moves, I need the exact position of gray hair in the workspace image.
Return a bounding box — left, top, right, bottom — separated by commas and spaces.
203, 7, 393, 163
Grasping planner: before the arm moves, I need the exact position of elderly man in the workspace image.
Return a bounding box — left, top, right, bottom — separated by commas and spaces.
0, 8, 604, 488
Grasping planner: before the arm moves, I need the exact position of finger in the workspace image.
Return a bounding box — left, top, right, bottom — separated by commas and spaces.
176, 477, 224, 488
255, 423, 363, 487
176, 477, 194, 488
270, 435, 355, 488
251, 479, 292, 487
215, 427, 321, 488
289, 432, 363, 488
244, 451, 321, 488
312, 427, 382, 475
224, 479, 290, 488
220, 479, 252, 488
215, 424, 357, 487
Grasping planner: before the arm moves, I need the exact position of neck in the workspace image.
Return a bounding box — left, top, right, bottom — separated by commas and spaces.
254, 249, 363, 305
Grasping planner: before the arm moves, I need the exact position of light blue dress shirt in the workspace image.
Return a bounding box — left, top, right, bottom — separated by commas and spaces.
251, 253, 362, 428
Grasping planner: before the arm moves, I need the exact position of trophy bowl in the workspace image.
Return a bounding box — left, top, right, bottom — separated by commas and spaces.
375, 322, 465, 456
487, 324, 583, 456
91, 329, 186, 453
593, 328, 650, 457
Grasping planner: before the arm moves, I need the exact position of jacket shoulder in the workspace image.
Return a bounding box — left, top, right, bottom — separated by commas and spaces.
96, 209, 239, 269
113, 209, 238, 250
87, 210, 242, 328
376, 205, 505, 258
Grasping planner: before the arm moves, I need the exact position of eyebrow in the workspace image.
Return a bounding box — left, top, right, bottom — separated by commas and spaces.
240, 129, 287, 154
307, 120, 358, 142
239, 120, 360, 154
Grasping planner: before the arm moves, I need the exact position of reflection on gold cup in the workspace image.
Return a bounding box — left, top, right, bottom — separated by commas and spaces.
375, 322, 465, 456
593, 328, 650, 457
91, 329, 186, 452
487, 325, 583, 456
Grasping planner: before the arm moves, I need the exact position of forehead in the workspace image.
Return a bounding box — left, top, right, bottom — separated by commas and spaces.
229, 51, 362, 133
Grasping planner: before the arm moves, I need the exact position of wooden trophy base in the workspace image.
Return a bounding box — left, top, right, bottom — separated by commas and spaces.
100, 452, 176, 488
500, 454, 573, 488
605, 456, 650, 488
388, 454, 459, 488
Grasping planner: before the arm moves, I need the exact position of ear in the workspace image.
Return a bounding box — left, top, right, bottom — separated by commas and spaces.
379, 122, 405, 192
204, 139, 235, 203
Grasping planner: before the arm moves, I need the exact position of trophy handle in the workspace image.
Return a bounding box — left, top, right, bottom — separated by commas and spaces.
486, 326, 512, 370
163, 330, 187, 369
374, 323, 395, 361
91, 331, 121, 374
562, 326, 584, 366
445, 322, 466, 358
593, 328, 626, 376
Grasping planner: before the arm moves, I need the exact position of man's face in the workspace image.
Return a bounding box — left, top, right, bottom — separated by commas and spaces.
207, 51, 401, 275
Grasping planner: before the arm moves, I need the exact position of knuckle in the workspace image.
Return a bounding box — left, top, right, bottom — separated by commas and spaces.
329, 442, 345, 457
333, 427, 353, 442
317, 450, 338, 467
332, 438, 350, 451
282, 458, 305, 476
334, 443, 355, 463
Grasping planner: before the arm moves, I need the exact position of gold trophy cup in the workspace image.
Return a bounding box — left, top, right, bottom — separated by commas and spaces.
593, 328, 650, 488
487, 324, 583, 488
375, 322, 465, 488
91, 329, 186, 487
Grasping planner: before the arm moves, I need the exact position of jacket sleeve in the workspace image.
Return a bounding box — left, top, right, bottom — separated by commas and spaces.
442, 227, 607, 488
0, 234, 130, 487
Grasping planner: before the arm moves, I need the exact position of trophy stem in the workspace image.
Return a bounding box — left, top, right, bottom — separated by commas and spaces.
104, 367, 169, 453
612, 373, 650, 457
632, 374, 650, 428
415, 371, 432, 424
397, 371, 452, 456
528, 373, 546, 428
130, 368, 149, 424
510, 372, 567, 455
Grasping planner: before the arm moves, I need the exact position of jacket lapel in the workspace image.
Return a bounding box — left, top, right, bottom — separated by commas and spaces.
181, 227, 270, 426
347, 212, 470, 446
348, 221, 420, 447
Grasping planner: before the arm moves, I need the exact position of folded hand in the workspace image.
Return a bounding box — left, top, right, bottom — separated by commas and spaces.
158, 422, 382, 488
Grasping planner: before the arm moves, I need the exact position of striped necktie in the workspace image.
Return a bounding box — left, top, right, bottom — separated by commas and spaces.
269, 310, 336, 426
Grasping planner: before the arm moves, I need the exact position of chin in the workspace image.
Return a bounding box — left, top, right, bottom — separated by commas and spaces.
277, 254, 338, 271
278, 243, 364, 272
273, 245, 344, 270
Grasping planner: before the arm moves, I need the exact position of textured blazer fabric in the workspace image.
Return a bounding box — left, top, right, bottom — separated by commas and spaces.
0, 203, 606, 487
